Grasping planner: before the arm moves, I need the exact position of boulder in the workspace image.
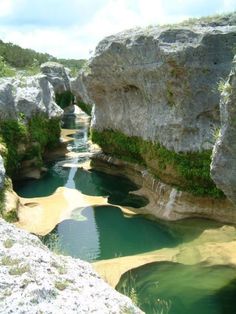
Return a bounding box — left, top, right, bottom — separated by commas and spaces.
83, 13, 236, 152
0, 218, 142, 314
40, 62, 71, 94
0, 75, 63, 120
71, 70, 93, 106
211, 55, 236, 204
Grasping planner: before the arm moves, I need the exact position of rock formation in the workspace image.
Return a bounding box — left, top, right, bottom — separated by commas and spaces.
71, 70, 93, 110
211, 55, 236, 204
40, 62, 71, 94
0, 219, 142, 314
74, 13, 236, 221
0, 75, 63, 120
83, 14, 236, 152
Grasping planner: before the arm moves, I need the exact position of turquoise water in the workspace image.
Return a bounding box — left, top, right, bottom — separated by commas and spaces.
42, 205, 179, 262
14, 113, 236, 313
15, 113, 178, 261
116, 262, 236, 314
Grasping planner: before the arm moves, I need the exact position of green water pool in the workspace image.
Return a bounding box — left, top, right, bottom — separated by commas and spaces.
14, 113, 236, 314
117, 262, 236, 314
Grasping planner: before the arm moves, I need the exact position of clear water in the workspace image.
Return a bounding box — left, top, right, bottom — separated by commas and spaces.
14, 113, 236, 313
42, 206, 180, 262
15, 113, 178, 261
116, 262, 236, 314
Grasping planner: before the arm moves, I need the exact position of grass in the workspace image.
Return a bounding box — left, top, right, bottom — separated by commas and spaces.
3, 239, 15, 248
77, 101, 92, 116
9, 264, 30, 276
1, 255, 20, 266
54, 280, 69, 291
91, 129, 224, 198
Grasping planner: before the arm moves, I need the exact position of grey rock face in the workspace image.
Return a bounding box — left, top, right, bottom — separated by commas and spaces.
71, 71, 93, 106
0, 155, 5, 189
41, 62, 71, 94
0, 75, 63, 120
211, 56, 236, 204
82, 14, 236, 152
0, 219, 142, 314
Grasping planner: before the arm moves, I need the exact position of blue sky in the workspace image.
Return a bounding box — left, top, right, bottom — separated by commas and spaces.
0, 0, 235, 59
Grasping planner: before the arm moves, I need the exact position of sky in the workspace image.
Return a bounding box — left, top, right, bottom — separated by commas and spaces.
0, 0, 235, 60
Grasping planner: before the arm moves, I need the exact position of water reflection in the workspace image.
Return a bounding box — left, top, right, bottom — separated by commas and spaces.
42, 206, 180, 262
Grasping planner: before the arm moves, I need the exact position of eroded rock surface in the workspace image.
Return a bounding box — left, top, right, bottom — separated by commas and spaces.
71, 71, 93, 106
41, 62, 71, 94
211, 56, 236, 204
82, 14, 236, 152
0, 75, 63, 120
0, 219, 142, 314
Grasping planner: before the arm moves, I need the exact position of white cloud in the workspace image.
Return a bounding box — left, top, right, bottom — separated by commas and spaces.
0, 0, 235, 59
222, 0, 236, 12
0, 0, 13, 17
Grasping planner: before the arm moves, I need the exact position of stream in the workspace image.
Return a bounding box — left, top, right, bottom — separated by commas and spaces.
14, 111, 236, 314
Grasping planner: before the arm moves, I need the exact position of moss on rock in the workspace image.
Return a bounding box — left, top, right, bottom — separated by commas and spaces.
91, 128, 224, 198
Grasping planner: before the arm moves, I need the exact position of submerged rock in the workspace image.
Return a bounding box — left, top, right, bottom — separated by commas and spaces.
0, 75, 63, 120
0, 219, 142, 314
40, 62, 71, 94
83, 13, 236, 152
211, 56, 236, 204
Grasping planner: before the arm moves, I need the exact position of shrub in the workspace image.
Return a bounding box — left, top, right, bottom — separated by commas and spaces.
91, 129, 224, 198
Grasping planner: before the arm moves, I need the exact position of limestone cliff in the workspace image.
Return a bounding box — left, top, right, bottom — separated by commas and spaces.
0, 74, 63, 180
84, 14, 236, 152
77, 13, 236, 221
211, 55, 236, 204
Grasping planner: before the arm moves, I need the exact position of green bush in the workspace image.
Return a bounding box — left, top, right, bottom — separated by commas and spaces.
0, 56, 16, 77
91, 129, 224, 198
0, 114, 61, 177
55, 91, 74, 109
77, 101, 92, 116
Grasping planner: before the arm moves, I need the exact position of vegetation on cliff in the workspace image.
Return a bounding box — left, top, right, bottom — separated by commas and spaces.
0, 114, 61, 178
91, 129, 224, 198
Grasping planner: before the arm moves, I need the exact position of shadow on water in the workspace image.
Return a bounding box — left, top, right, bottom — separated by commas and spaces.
116, 261, 236, 314
42, 205, 180, 262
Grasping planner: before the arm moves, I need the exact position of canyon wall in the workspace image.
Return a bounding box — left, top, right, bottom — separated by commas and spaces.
80, 13, 236, 221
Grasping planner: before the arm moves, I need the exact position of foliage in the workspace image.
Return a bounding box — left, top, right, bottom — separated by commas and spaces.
0, 56, 16, 77
55, 91, 74, 109
77, 101, 92, 116
54, 280, 69, 291
0, 114, 61, 178
0, 119, 28, 176
9, 264, 30, 276
0, 39, 86, 74
57, 58, 86, 77
162, 12, 235, 28
91, 129, 224, 198
3, 238, 15, 248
